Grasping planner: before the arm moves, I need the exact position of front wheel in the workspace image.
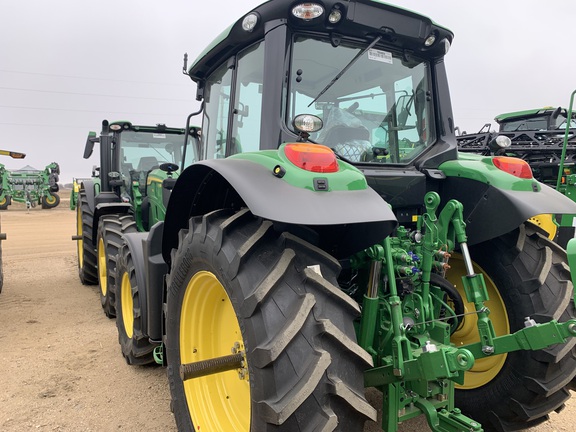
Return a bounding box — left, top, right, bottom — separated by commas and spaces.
447, 223, 576, 431
96, 214, 137, 318
115, 238, 156, 365
77, 191, 97, 285
165, 209, 376, 432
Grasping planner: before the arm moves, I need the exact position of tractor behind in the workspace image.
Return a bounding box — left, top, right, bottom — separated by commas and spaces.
89, 1, 576, 431
457, 100, 576, 246
74, 120, 200, 319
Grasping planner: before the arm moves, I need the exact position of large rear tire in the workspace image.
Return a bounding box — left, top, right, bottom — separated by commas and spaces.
115, 239, 156, 365
96, 214, 137, 318
165, 209, 376, 432
77, 191, 97, 285
447, 223, 576, 432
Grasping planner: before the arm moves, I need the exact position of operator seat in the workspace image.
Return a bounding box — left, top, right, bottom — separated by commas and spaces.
135, 157, 160, 196
323, 125, 371, 162
137, 156, 159, 172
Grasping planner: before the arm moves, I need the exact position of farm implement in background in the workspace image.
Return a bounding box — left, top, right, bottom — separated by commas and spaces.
0, 162, 61, 210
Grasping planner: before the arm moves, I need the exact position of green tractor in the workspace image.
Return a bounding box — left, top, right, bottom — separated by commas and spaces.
106, 1, 576, 431
0, 161, 60, 210
74, 121, 200, 318
457, 102, 576, 246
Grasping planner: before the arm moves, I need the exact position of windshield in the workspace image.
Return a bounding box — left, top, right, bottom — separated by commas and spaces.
288, 36, 434, 164
500, 114, 576, 132
119, 131, 196, 173
500, 116, 549, 132
555, 114, 576, 130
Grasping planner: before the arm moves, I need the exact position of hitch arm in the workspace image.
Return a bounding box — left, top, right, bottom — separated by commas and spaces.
463, 319, 576, 358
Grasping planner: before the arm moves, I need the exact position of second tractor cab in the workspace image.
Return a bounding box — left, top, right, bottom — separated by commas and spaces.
75, 120, 200, 319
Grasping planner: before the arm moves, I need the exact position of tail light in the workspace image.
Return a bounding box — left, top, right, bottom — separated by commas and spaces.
492, 156, 533, 179
284, 143, 339, 173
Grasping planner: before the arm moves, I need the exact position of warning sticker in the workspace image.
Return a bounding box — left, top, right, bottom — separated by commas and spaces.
152, 133, 166, 139
368, 49, 393, 64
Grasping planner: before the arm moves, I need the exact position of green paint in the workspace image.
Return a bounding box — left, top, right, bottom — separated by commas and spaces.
228, 145, 369, 191
441, 153, 540, 191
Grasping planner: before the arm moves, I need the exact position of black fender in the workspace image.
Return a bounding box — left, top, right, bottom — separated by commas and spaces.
121, 231, 150, 340
440, 177, 576, 245
80, 179, 96, 213
143, 221, 167, 343
163, 158, 397, 263
92, 202, 132, 246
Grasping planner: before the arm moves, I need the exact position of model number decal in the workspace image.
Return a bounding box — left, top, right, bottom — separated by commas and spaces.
368, 49, 392, 64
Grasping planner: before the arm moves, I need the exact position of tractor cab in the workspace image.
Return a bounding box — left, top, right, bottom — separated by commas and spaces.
496, 106, 576, 132
187, 0, 456, 225
83, 121, 200, 230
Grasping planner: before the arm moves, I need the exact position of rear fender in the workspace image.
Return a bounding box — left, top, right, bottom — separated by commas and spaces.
162, 158, 397, 263
440, 176, 576, 245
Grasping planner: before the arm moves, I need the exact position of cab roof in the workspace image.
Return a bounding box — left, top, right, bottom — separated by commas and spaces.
188, 0, 453, 84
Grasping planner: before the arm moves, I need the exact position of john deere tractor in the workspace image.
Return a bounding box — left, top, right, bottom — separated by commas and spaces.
105, 1, 576, 431
74, 121, 199, 319
457, 103, 576, 246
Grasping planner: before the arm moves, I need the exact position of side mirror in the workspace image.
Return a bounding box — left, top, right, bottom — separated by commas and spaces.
84, 131, 98, 159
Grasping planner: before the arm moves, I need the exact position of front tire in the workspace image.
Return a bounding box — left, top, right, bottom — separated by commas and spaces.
448, 223, 576, 432
165, 209, 376, 432
115, 238, 156, 365
96, 214, 137, 318
77, 191, 97, 285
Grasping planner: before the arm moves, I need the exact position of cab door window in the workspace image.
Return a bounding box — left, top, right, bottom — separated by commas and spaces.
202, 61, 233, 159
231, 41, 265, 154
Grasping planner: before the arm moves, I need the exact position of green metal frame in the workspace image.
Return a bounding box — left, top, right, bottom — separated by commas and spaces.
354, 192, 576, 432
0, 162, 60, 208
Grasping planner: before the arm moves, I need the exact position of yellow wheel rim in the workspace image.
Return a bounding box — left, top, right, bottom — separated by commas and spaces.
98, 238, 107, 296
528, 214, 557, 240
77, 206, 83, 268
446, 254, 510, 389
180, 271, 250, 431
0, 197, 6, 206
120, 271, 134, 338
45, 195, 56, 205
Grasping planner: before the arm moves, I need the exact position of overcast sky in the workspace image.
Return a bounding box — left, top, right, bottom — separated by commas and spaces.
2, 0, 575, 182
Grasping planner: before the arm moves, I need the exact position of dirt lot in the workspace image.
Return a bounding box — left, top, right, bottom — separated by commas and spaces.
0, 191, 573, 431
